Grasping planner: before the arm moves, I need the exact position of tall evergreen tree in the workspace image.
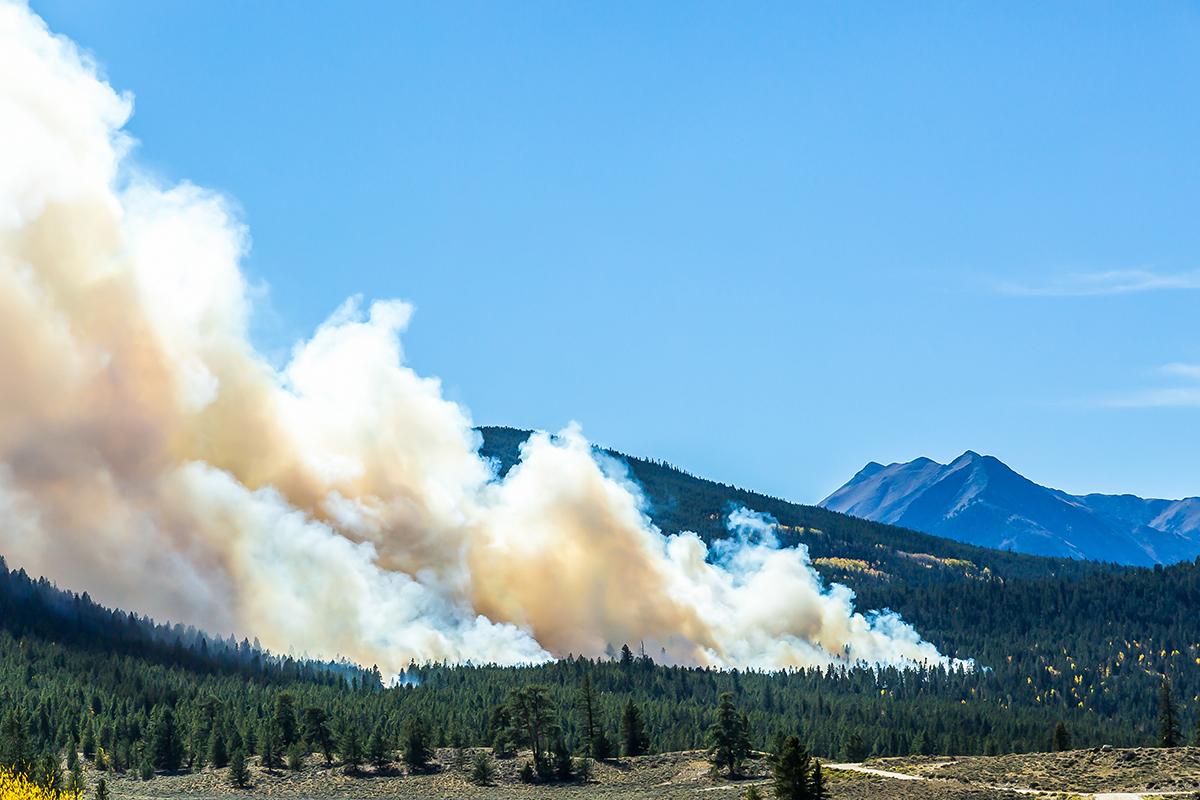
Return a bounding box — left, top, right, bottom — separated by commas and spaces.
258, 719, 279, 770
619, 644, 635, 669
0, 707, 31, 775
619, 700, 649, 757
810, 760, 830, 800
338, 722, 363, 773
228, 748, 249, 788
147, 704, 184, 772
67, 761, 85, 795
301, 707, 333, 765
551, 732, 574, 781
707, 693, 750, 777
402, 716, 432, 772
577, 675, 611, 759
272, 693, 298, 749
505, 686, 556, 769
208, 727, 229, 769
1159, 677, 1182, 747
1053, 721, 1071, 752
79, 722, 95, 763
772, 735, 812, 800
367, 724, 391, 770
842, 732, 867, 763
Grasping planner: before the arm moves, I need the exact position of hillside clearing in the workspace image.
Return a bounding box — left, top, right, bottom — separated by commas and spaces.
83, 747, 1200, 800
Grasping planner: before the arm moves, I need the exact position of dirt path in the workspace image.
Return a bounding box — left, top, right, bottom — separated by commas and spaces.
827, 762, 1197, 799
826, 763, 923, 781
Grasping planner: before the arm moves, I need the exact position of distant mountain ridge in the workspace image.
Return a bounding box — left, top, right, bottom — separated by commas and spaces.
477, 427, 1113, 591
820, 451, 1200, 566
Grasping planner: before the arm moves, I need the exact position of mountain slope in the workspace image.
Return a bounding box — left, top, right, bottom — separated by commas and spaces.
477, 427, 1114, 587
820, 451, 1200, 566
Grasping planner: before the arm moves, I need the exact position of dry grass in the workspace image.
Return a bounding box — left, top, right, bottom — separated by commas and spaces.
874, 747, 1200, 794
80, 746, 1200, 799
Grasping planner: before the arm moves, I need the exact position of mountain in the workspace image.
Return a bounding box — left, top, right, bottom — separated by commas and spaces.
820, 450, 1200, 566
8, 432, 1200, 775
477, 427, 1113, 589
8, 427, 1200, 783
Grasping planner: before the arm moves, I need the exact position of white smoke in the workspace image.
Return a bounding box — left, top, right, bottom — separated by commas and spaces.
0, 0, 957, 674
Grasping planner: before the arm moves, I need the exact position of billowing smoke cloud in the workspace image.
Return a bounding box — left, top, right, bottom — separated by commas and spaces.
0, 1, 956, 674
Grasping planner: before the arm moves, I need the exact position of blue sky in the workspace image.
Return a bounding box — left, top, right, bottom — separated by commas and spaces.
33, 1, 1200, 502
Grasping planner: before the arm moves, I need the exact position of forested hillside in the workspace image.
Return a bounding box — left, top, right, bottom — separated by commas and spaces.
5, 546, 1200, 786
2, 428, 1197, 794
478, 426, 1116, 587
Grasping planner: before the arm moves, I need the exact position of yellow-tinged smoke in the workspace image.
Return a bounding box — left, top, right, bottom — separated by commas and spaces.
0, 0, 956, 674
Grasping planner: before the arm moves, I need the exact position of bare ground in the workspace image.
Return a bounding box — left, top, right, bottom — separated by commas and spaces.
85, 747, 1200, 799
874, 747, 1200, 795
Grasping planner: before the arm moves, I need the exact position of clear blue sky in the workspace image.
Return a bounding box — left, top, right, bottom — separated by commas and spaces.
34, 1, 1200, 502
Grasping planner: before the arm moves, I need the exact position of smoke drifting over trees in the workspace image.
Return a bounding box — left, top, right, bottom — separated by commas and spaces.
0, 0, 951, 675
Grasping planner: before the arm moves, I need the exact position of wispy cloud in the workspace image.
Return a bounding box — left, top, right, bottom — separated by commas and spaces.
998, 269, 1200, 297
1161, 362, 1200, 380
1102, 387, 1200, 409
1100, 362, 1200, 408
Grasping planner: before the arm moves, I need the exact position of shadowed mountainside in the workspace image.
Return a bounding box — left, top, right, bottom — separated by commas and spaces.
477, 426, 1116, 590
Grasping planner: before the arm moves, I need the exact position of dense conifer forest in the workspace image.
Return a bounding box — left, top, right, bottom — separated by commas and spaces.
4, 545, 1200, 790
2, 429, 1198, 793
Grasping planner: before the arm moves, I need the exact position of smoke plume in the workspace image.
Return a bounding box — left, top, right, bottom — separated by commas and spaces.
0, 1, 955, 673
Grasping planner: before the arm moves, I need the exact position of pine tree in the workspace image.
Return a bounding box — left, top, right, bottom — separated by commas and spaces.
367, 725, 391, 770
301, 707, 333, 765
578, 675, 610, 759
0, 707, 31, 775
451, 744, 468, 772
94, 778, 109, 800
286, 742, 305, 771
552, 732, 574, 781
1159, 677, 1182, 747
402, 716, 432, 772
258, 719, 279, 770
147, 705, 184, 772
707, 693, 750, 777
470, 751, 495, 785
810, 760, 829, 800
272, 694, 298, 749
488, 703, 515, 758
338, 723, 363, 773
620, 700, 649, 757
1053, 721, 1071, 752
772, 735, 812, 800
80, 721, 95, 762
620, 644, 635, 669
67, 761, 85, 795
33, 752, 62, 792
228, 748, 249, 788
843, 732, 867, 763
208, 727, 229, 769
505, 686, 556, 769
191, 696, 220, 771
